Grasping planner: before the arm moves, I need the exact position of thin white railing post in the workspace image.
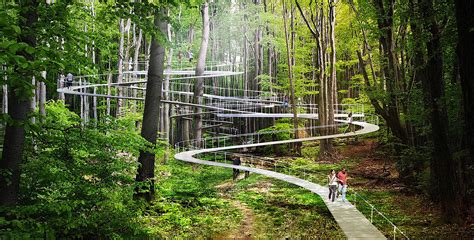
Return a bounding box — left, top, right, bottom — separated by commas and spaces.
393, 226, 396, 240
370, 205, 374, 223
354, 193, 357, 207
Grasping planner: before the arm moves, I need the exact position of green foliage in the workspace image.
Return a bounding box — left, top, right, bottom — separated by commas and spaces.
230, 175, 345, 238
257, 121, 292, 155
256, 74, 273, 92
301, 144, 320, 159
145, 162, 239, 238
0, 102, 240, 239
0, 101, 149, 238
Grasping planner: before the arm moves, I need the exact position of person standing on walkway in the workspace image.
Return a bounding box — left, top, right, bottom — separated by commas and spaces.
282, 95, 289, 112
66, 73, 73, 88
178, 51, 182, 65
232, 156, 241, 181
328, 169, 338, 202
337, 168, 348, 202
187, 48, 193, 63
344, 112, 354, 133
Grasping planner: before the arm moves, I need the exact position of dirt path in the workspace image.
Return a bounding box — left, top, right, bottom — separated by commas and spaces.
214, 175, 256, 240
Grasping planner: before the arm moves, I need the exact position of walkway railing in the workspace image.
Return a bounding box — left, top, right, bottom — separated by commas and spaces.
352, 192, 410, 239
57, 63, 387, 238
175, 111, 374, 151
174, 123, 347, 152
184, 141, 408, 240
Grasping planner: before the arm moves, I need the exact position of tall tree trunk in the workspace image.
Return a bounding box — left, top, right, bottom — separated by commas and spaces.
134, 28, 143, 72
193, 1, 210, 148
295, 0, 335, 159
373, 0, 408, 143
328, 0, 338, 120
2, 83, 7, 114
454, 0, 474, 210
132, 27, 142, 112
117, 18, 125, 116
135, 9, 167, 201
319, 1, 335, 159
163, 20, 172, 144
188, 24, 195, 45
0, 0, 38, 206
417, 0, 466, 223
124, 18, 132, 73
283, 0, 301, 154
243, 6, 249, 134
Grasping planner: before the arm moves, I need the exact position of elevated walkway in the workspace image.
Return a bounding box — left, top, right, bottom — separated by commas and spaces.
58, 68, 386, 239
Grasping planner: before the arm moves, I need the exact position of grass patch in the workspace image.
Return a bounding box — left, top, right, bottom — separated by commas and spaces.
141, 160, 242, 238
227, 174, 345, 239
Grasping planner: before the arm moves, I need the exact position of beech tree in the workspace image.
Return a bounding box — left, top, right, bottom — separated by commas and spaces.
454, 0, 474, 208
135, 7, 167, 201
295, 0, 337, 159
193, 1, 210, 147
282, 0, 301, 154
0, 0, 38, 206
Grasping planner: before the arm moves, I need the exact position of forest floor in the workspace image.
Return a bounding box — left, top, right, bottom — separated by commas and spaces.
276, 138, 474, 239
149, 137, 474, 239
341, 139, 474, 239
213, 177, 255, 239
211, 173, 345, 239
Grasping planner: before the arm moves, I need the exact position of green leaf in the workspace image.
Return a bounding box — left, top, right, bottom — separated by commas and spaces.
25, 46, 35, 54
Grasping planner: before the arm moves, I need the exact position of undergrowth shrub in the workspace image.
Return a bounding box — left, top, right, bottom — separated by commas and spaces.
257, 121, 292, 155
0, 101, 151, 238
0, 101, 238, 239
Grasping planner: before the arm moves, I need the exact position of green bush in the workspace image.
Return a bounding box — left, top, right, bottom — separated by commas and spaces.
0, 101, 239, 238
0, 101, 151, 238
257, 121, 292, 155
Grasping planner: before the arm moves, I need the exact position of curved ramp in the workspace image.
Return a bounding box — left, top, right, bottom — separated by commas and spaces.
58, 68, 386, 239
175, 121, 385, 239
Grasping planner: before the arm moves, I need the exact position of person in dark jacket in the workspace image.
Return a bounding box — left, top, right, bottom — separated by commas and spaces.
232, 156, 241, 181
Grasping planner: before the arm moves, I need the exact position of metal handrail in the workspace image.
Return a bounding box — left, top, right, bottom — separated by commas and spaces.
192, 148, 408, 240
174, 123, 347, 150
352, 192, 409, 239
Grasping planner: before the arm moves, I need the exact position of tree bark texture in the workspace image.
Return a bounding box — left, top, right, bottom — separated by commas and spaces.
193, 2, 210, 148
135, 9, 167, 201
0, 0, 38, 206
282, 0, 301, 154
454, 0, 474, 210
117, 18, 125, 116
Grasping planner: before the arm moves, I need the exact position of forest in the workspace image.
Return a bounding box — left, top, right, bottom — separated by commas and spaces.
0, 0, 473, 238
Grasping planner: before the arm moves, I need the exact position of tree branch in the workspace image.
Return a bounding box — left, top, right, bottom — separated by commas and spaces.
295, 0, 318, 39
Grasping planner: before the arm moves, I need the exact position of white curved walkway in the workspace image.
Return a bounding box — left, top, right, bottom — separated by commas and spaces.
58, 68, 386, 239
175, 121, 386, 239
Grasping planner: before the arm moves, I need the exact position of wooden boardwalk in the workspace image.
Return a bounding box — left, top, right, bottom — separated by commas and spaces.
175, 121, 386, 239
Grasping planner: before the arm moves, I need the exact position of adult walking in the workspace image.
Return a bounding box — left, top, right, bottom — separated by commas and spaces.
187, 48, 193, 63
328, 169, 338, 202
282, 95, 289, 112
344, 112, 354, 133
232, 156, 241, 181
337, 168, 348, 203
